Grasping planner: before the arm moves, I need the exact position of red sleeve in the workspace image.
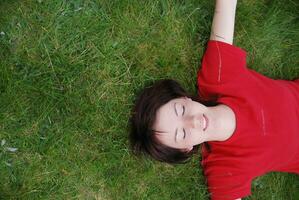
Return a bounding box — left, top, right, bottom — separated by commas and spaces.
197, 41, 248, 100
206, 173, 251, 200
202, 159, 252, 199
198, 40, 247, 84
201, 144, 252, 200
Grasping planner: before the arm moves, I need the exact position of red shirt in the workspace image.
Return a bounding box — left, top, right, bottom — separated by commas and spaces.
197, 40, 299, 200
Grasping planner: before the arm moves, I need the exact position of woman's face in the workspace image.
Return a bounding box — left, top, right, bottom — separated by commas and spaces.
153, 97, 210, 152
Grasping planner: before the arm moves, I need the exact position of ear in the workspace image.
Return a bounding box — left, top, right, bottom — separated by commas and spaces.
184, 96, 191, 101
185, 146, 193, 152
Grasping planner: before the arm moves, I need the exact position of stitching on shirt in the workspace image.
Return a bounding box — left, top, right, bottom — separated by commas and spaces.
261, 109, 266, 135
207, 181, 245, 189
215, 41, 222, 83
206, 172, 233, 178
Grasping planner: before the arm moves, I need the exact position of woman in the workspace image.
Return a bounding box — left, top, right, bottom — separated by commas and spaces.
129, 0, 299, 199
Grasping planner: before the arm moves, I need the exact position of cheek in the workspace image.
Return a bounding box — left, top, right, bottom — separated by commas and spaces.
189, 100, 206, 110
188, 129, 204, 144
185, 131, 194, 143
157, 135, 176, 148
196, 103, 207, 111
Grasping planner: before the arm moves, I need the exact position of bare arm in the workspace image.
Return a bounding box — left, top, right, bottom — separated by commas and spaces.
210, 0, 238, 44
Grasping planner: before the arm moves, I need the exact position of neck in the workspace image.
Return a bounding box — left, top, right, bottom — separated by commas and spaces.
204, 104, 236, 142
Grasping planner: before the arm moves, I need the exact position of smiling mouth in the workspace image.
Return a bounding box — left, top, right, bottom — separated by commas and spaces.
203, 114, 209, 131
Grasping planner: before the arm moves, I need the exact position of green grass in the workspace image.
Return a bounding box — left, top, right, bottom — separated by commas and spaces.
0, 0, 298, 199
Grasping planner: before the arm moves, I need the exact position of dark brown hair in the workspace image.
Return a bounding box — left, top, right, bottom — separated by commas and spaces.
129, 79, 216, 164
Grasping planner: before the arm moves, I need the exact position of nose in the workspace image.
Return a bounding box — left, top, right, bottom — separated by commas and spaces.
184, 115, 199, 129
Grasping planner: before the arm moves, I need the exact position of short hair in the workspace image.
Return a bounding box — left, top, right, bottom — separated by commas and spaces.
129, 79, 216, 164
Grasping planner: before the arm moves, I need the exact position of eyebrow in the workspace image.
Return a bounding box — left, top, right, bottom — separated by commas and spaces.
174, 102, 178, 116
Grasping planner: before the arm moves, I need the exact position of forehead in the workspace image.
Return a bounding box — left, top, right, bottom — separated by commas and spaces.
153, 98, 181, 136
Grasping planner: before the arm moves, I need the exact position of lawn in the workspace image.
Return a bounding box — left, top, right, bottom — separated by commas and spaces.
0, 0, 298, 199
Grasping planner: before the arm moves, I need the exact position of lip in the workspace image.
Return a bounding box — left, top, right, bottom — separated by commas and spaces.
203, 114, 209, 131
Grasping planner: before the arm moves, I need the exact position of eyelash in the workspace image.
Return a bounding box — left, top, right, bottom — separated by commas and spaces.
175, 103, 186, 140
182, 105, 186, 139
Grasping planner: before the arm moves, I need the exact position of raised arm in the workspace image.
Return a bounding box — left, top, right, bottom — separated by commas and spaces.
210, 0, 238, 45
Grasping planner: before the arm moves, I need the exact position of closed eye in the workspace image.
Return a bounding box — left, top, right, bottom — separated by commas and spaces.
174, 103, 185, 116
